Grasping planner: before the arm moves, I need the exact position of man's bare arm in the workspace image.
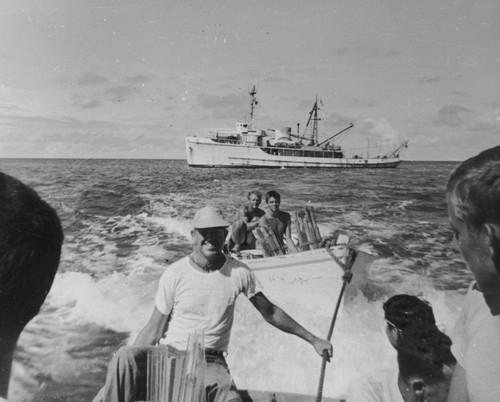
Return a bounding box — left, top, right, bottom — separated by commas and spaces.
134, 307, 169, 346
249, 292, 332, 359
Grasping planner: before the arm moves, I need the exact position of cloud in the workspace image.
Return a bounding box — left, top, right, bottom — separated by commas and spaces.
0, 102, 23, 111
196, 92, 250, 119
470, 106, 500, 132
0, 111, 171, 158
73, 95, 102, 109
331, 43, 402, 59
77, 72, 109, 86
104, 86, 142, 103
434, 104, 471, 127
332, 46, 350, 57
263, 76, 289, 83
347, 98, 376, 108
360, 117, 400, 143
322, 112, 354, 128
417, 76, 442, 84
451, 90, 469, 97
124, 74, 153, 84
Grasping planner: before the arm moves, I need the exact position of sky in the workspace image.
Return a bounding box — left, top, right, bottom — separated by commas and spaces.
0, 0, 499, 161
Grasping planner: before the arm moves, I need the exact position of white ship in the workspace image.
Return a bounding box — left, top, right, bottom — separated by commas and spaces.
186, 87, 408, 168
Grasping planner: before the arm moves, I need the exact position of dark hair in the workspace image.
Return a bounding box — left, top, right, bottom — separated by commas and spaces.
447, 145, 500, 229
265, 190, 281, 203
247, 190, 262, 200
0, 172, 64, 331
397, 325, 456, 384
383, 294, 435, 331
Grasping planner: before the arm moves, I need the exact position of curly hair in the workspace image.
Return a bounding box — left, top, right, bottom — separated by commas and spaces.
383, 294, 436, 331
397, 325, 456, 384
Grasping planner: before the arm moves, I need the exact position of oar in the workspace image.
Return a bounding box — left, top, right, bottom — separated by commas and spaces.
315, 247, 356, 402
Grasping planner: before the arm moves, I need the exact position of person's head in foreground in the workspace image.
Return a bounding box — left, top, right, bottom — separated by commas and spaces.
191, 205, 229, 264
446, 145, 500, 315
383, 294, 436, 348
397, 325, 456, 402
0, 172, 63, 397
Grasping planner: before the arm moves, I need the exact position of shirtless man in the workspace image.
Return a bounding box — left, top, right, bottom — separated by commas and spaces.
230, 190, 265, 253
259, 190, 299, 253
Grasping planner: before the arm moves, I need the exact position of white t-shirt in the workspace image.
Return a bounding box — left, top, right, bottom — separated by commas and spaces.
450, 281, 500, 402
155, 255, 263, 351
346, 367, 403, 402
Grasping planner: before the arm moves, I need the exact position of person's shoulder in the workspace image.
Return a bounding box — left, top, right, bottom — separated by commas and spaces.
225, 256, 256, 276
256, 207, 265, 216
279, 210, 291, 219
226, 256, 250, 269
162, 256, 190, 276
260, 213, 270, 222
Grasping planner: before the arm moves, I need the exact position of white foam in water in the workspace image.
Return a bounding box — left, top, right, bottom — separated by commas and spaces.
47, 271, 158, 335
144, 215, 193, 240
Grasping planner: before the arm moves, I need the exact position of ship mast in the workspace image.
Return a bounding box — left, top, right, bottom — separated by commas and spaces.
249, 85, 258, 123
304, 95, 321, 145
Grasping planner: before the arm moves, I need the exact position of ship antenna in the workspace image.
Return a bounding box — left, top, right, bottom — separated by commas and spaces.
249, 85, 258, 123
312, 95, 320, 145
304, 95, 321, 145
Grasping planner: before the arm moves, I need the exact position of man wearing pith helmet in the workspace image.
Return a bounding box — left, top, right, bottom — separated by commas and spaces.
96, 205, 332, 402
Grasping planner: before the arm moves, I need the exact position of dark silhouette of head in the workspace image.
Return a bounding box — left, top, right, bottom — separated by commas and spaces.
0, 172, 64, 397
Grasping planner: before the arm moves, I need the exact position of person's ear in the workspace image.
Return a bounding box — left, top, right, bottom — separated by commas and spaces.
410, 379, 428, 402
191, 230, 196, 242
484, 223, 500, 273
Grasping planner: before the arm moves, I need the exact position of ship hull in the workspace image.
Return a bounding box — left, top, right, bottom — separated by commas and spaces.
186, 137, 402, 168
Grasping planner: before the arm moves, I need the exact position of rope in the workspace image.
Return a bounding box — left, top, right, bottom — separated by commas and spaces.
315, 246, 356, 402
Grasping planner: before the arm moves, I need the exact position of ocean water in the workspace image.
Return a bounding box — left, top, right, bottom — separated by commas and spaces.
0, 159, 471, 401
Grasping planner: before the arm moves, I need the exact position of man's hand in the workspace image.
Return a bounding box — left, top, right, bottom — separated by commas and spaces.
313, 337, 333, 362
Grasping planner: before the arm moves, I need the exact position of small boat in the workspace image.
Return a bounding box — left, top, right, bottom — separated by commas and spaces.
186, 86, 408, 168
235, 207, 372, 306
238, 243, 372, 307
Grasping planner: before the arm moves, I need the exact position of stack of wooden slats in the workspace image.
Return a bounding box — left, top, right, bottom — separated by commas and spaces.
293, 207, 322, 251
147, 332, 206, 402
252, 226, 285, 257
